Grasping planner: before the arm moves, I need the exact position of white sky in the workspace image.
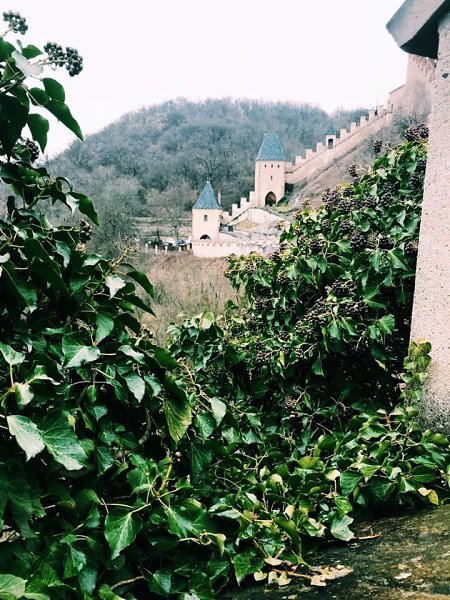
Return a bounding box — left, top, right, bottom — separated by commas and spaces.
9, 0, 406, 155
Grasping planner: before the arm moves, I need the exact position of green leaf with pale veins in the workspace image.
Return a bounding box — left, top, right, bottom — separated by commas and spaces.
330, 514, 354, 542
40, 412, 88, 471
63, 545, 87, 578
7, 415, 45, 461
0, 574, 27, 600
104, 509, 142, 559
14, 382, 34, 407
62, 333, 100, 368
163, 388, 192, 442
232, 550, 264, 585
95, 313, 114, 344
122, 371, 145, 401
0, 342, 25, 366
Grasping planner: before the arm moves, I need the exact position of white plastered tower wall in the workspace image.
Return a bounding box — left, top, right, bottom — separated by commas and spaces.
253, 133, 287, 206
191, 180, 223, 240
192, 208, 222, 240
254, 160, 286, 206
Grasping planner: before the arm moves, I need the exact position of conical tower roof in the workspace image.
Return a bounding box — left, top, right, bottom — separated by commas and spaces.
192, 181, 221, 210
256, 133, 286, 161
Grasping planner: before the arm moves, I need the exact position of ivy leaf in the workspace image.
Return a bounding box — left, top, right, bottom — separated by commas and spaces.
122, 371, 145, 402
0, 343, 25, 366
42, 77, 65, 102
163, 390, 192, 442
40, 412, 88, 471
62, 333, 100, 368
45, 100, 83, 140
209, 397, 226, 425
232, 549, 264, 585
149, 569, 173, 597
63, 545, 87, 578
118, 345, 145, 364
126, 270, 154, 297
98, 585, 126, 600
329, 514, 354, 541
14, 382, 34, 407
27, 113, 49, 152
7, 415, 45, 461
339, 471, 362, 496
105, 275, 126, 298
0, 574, 27, 600
104, 509, 142, 559
69, 192, 99, 226
95, 313, 114, 344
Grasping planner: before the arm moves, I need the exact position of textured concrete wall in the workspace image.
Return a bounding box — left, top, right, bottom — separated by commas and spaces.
191, 208, 222, 240
254, 160, 286, 206
410, 10, 450, 433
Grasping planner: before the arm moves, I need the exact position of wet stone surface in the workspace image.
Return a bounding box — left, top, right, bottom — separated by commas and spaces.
226, 506, 450, 599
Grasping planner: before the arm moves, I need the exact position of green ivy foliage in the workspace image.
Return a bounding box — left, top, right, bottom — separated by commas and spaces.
168, 129, 450, 590
1, 13, 449, 600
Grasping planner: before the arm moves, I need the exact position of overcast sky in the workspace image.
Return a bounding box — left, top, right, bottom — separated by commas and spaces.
9, 0, 406, 155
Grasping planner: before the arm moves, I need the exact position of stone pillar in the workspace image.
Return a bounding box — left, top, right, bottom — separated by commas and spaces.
410, 10, 450, 432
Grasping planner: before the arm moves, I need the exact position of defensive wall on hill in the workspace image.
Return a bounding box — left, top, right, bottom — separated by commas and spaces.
285, 54, 434, 186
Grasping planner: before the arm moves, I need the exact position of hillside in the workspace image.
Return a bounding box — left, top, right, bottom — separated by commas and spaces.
48, 98, 367, 253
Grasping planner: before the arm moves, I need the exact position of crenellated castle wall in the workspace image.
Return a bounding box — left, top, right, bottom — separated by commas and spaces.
286, 54, 434, 187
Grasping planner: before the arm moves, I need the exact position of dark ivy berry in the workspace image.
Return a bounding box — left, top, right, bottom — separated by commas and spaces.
25, 139, 39, 162
309, 239, 322, 253
332, 280, 351, 298
378, 236, 393, 250
373, 139, 383, 154
339, 220, 353, 234
349, 233, 365, 252
404, 241, 418, 256
348, 164, 358, 178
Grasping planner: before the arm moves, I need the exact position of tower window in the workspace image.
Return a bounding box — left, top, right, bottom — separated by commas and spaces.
278, 164, 280, 168
271, 164, 273, 168
270, 175, 273, 180
203, 215, 208, 222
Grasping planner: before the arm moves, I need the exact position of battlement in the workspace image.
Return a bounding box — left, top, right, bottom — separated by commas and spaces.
192, 236, 278, 258
286, 99, 397, 185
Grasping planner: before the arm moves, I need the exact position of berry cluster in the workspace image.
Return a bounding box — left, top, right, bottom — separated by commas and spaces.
309, 238, 323, 253
303, 300, 329, 326
410, 171, 422, 193
372, 139, 383, 154
277, 271, 289, 285
44, 42, 83, 76
345, 300, 364, 318
348, 164, 358, 178
349, 233, 365, 252
331, 280, 353, 298
2, 10, 28, 34
378, 236, 393, 250
25, 138, 39, 162
79, 220, 93, 243
404, 240, 418, 256
363, 194, 377, 208
339, 220, 353, 234
404, 123, 429, 142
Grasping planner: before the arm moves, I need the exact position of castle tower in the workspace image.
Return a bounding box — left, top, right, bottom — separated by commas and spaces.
191, 180, 222, 240
254, 133, 286, 207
